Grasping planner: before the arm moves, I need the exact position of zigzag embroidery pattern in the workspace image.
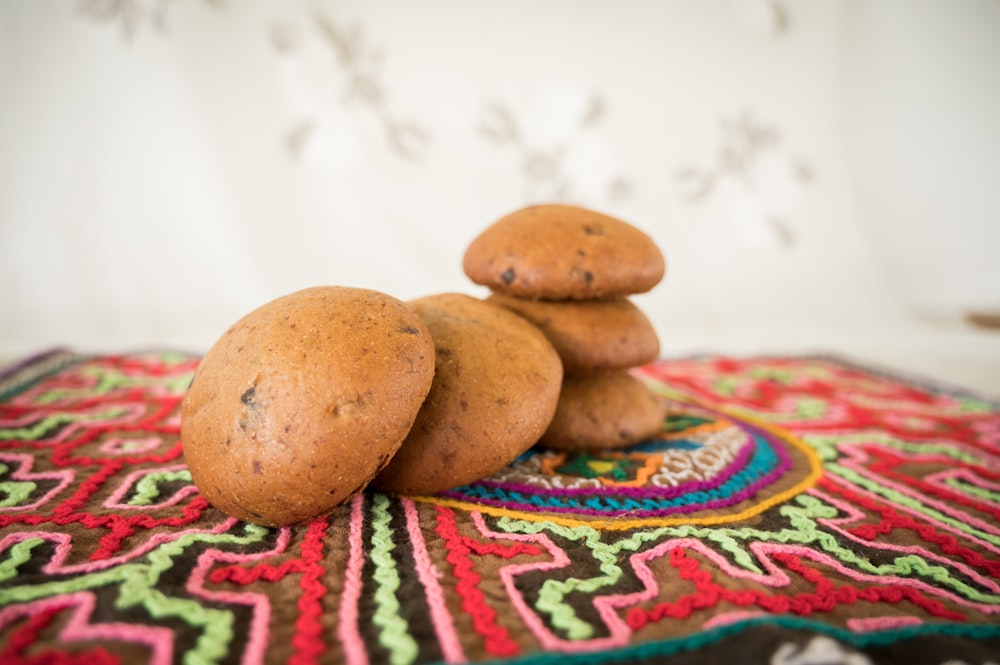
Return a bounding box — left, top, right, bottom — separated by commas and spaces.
0, 351, 998, 664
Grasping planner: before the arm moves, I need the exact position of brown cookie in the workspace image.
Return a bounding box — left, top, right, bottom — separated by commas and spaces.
181, 286, 435, 527
462, 204, 665, 300
373, 293, 563, 495
485, 293, 660, 374
539, 371, 666, 451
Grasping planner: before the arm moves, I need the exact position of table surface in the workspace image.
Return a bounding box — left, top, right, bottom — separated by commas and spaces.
0, 349, 998, 664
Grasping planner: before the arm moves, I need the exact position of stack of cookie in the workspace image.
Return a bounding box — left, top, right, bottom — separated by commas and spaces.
463, 204, 668, 451
181, 203, 670, 526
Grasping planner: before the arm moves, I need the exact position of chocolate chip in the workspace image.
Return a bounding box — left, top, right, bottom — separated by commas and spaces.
501, 267, 516, 285
241, 387, 256, 406
570, 267, 594, 285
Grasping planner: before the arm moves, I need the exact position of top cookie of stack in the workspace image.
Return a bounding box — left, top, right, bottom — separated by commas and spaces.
463, 204, 668, 451
462, 204, 665, 300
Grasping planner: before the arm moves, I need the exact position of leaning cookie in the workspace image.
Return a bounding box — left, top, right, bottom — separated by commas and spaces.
539, 371, 667, 451
486, 293, 660, 375
373, 293, 563, 495
462, 204, 665, 300
181, 286, 436, 527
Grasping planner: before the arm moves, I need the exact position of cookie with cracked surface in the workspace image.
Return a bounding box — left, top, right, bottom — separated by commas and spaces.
462, 204, 665, 300
539, 370, 667, 451
181, 286, 435, 527
486, 293, 660, 375
373, 293, 563, 495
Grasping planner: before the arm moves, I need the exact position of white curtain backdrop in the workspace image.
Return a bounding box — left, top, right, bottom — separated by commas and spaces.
2, 0, 999, 394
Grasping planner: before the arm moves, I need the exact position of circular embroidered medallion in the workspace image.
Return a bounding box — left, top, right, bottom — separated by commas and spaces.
413, 401, 822, 530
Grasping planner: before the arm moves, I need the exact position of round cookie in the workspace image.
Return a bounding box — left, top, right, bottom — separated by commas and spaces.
181, 286, 435, 527
539, 371, 667, 451
462, 204, 665, 300
373, 293, 563, 495
486, 293, 660, 375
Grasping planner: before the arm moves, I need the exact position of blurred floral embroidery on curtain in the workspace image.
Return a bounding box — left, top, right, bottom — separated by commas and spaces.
480, 93, 632, 208
76, 0, 223, 42
675, 110, 814, 248
276, 12, 431, 162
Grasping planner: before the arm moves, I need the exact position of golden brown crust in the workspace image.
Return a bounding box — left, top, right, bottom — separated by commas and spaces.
539, 371, 667, 451
485, 293, 660, 374
373, 293, 563, 495
180, 286, 435, 527
462, 204, 665, 300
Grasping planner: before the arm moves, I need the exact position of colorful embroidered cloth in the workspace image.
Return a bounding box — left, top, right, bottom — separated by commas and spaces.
1, 350, 998, 664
